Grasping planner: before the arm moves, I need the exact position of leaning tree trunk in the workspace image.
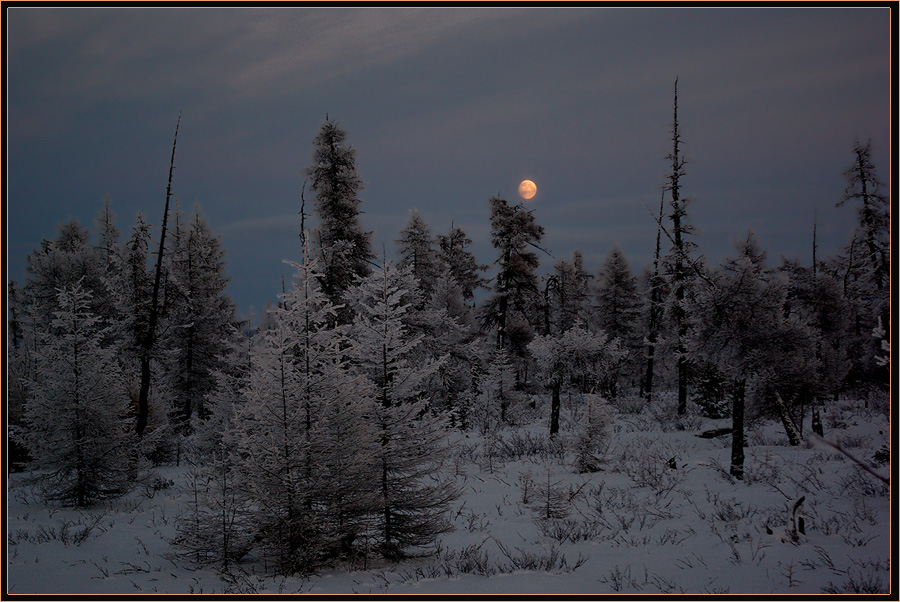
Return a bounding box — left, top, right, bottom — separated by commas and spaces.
136, 113, 180, 437
774, 391, 804, 446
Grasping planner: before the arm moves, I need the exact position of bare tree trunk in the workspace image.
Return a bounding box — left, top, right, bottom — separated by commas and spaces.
774, 391, 803, 446
549, 380, 561, 437
137, 113, 180, 437
643, 190, 665, 401
730, 378, 745, 479
667, 78, 690, 416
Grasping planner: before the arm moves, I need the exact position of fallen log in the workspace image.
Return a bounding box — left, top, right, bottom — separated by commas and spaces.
696, 427, 733, 439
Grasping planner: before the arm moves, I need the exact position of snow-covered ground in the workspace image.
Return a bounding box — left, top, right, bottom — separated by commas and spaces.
6, 393, 891, 595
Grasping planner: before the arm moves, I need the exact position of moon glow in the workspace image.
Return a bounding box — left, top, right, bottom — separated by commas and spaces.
518, 179, 537, 200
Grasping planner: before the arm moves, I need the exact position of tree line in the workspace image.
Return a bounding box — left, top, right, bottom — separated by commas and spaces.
6, 83, 890, 574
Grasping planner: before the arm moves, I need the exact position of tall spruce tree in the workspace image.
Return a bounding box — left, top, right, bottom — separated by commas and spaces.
546, 250, 591, 335
24, 219, 108, 324
592, 245, 643, 397
481, 195, 546, 359
779, 254, 852, 433
395, 209, 440, 298
162, 205, 237, 431
437, 224, 487, 303
305, 116, 374, 314
836, 140, 890, 384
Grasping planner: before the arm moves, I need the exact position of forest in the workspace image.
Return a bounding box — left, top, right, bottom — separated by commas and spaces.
5, 89, 891, 594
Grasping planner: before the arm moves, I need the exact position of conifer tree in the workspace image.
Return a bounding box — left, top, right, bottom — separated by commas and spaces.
779, 255, 852, 432
836, 140, 890, 384
529, 322, 625, 437
170, 442, 252, 572
546, 250, 591, 335
162, 205, 237, 430
230, 252, 373, 574
233, 308, 319, 574
23, 281, 136, 506
574, 394, 612, 473
413, 273, 480, 422
592, 245, 643, 397
690, 233, 813, 478
24, 219, 108, 323
396, 209, 440, 298
347, 262, 458, 559
481, 195, 546, 360
472, 349, 522, 431
305, 116, 374, 314
437, 224, 488, 303
282, 251, 376, 561
92, 198, 127, 333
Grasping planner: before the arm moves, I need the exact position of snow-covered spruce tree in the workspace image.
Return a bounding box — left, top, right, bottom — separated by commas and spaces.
532, 461, 571, 521
835, 139, 890, 386
528, 322, 625, 438
395, 209, 440, 299
92, 198, 128, 335
545, 250, 591, 335
282, 251, 377, 562
691, 362, 730, 419
430, 265, 474, 326
114, 212, 177, 464
591, 244, 643, 398
347, 262, 458, 560
24, 219, 109, 326
305, 116, 374, 317
119, 214, 154, 365
232, 308, 318, 574
170, 441, 252, 572
779, 256, 852, 432
839, 140, 890, 294
23, 281, 137, 506
436, 224, 488, 306
689, 232, 814, 479
395, 259, 481, 426
190, 322, 253, 457
481, 195, 546, 388
573, 393, 612, 473
7, 280, 33, 472
471, 348, 522, 433
171, 324, 254, 571
231, 252, 374, 574
95, 197, 122, 270
161, 205, 237, 433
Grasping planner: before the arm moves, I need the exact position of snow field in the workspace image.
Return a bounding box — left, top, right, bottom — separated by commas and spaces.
6, 393, 891, 595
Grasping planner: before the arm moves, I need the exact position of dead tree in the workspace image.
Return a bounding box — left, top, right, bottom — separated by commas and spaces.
136, 113, 180, 437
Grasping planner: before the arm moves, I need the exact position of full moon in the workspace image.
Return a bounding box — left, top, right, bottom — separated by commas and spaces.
518, 179, 537, 200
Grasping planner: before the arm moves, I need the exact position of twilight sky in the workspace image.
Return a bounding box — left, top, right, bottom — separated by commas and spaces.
6, 7, 892, 318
